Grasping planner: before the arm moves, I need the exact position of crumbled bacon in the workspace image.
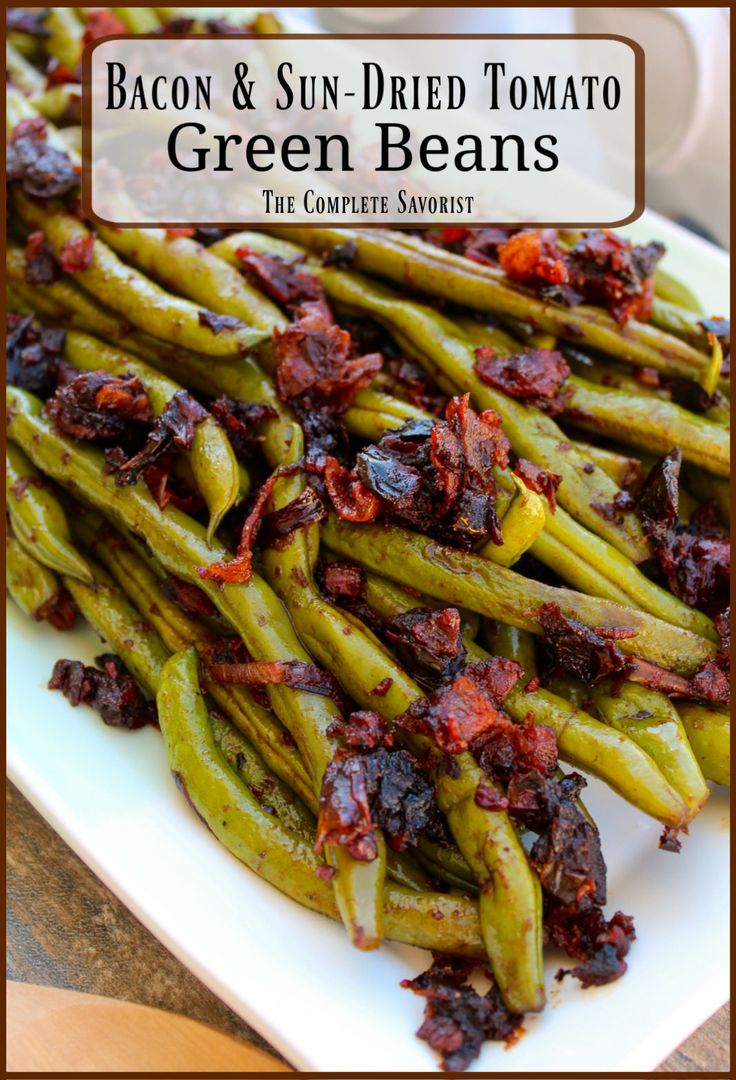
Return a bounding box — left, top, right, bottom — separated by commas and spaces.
551, 905, 636, 988
24, 231, 58, 285
499, 230, 571, 289
272, 305, 382, 414
385, 357, 448, 416
473, 719, 558, 789
35, 588, 77, 631
324, 457, 382, 522
208, 657, 346, 707
45, 58, 81, 87
536, 602, 631, 685
322, 561, 366, 600
398, 658, 523, 754
104, 390, 207, 486
565, 231, 664, 324
236, 247, 324, 308
6, 313, 65, 397
82, 9, 128, 43
49, 653, 156, 729
59, 233, 95, 273
385, 607, 467, 689
46, 370, 152, 441
198, 310, 246, 335
315, 752, 378, 862
514, 458, 562, 511
141, 461, 204, 514
636, 448, 681, 545
210, 397, 277, 461
474, 347, 571, 414
259, 486, 326, 547
7, 117, 80, 203
401, 955, 523, 1072
328, 710, 394, 750
160, 575, 219, 619
197, 474, 277, 584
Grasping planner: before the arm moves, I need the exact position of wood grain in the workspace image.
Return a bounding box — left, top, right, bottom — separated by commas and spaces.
6, 780, 730, 1073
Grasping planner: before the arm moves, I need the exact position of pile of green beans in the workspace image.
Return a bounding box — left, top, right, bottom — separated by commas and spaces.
5, 36, 730, 1044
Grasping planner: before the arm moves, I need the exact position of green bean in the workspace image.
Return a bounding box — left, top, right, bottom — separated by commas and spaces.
7, 388, 381, 951
156, 649, 484, 957
590, 682, 708, 817
267, 227, 712, 379
654, 269, 703, 314
43, 8, 84, 69
29, 84, 81, 122
6, 534, 62, 621
112, 7, 161, 31
95, 223, 285, 333
321, 516, 715, 677
63, 331, 240, 542
261, 435, 544, 1013
6, 443, 93, 584
677, 704, 730, 787
564, 376, 729, 477
650, 297, 710, 349
11, 192, 267, 358
683, 466, 730, 526
568, 440, 643, 489
6, 43, 46, 93
7, 29, 43, 61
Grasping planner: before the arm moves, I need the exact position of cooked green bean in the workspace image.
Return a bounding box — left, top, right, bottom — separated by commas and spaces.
654, 269, 703, 314
321, 516, 715, 676
112, 7, 161, 31
43, 7, 84, 69
6, 533, 63, 622
6, 443, 93, 584
63, 331, 240, 542
6, 43, 46, 93
677, 704, 730, 787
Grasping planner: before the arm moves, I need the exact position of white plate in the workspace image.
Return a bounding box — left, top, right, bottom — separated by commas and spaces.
7, 208, 730, 1072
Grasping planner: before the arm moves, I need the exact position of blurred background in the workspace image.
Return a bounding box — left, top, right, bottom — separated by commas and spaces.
275, 6, 730, 248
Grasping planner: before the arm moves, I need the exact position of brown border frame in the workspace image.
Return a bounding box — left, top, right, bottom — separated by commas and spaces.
80, 32, 645, 230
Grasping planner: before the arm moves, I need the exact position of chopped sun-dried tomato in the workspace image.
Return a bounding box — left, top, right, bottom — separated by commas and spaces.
59, 233, 95, 273
324, 456, 382, 522
46, 370, 152, 441
24, 231, 58, 286
210, 397, 277, 460
104, 390, 207, 486
197, 474, 278, 584
499, 230, 570, 288
322, 561, 366, 600
141, 461, 205, 514
565, 231, 664, 324
474, 347, 571, 414
272, 305, 382, 414
45, 58, 80, 87
385, 607, 467, 689
83, 9, 128, 43
236, 247, 325, 309
328, 710, 394, 750
551, 905, 636, 988
35, 588, 77, 631
7, 116, 80, 202
315, 751, 378, 862
165, 227, 196, 238
49, 653, 157, 729
514, 458, 562, 511
536, 602, 632, 685
208, 657, 346, 708
6, 313, 65, 398
398, 657, 523, 754
258, 486, 326, 548
636, 448, 681, 545
401, 954, 523, 1072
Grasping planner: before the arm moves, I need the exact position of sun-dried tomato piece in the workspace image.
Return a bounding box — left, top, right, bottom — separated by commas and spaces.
328, 710, 394, 750
24, 231, 58, 285
536, 602, 631, 685
636, 448, 681, 545
566, 231, 664, 324
140, 462, 204, 514
398, 658, 523, 754
59, 233, 95, 273
259, 486, 326, 547
324, 456, 382, 522
322, 561, 366, 600
236, 247, 324, 308
82, 9, 128, 43
6, 313, 65, 397
160, 574, 219, 619
197, 474, 277, 584
315, 751, 378, 862
210, 396, 277, 461
474, 347, 571, 414
198, 310, 246, 335
35, 588, 77, 631
104, 390, 207, 486
385, 607, 467, 689
273, 306, 382, 414
551, 905, 636, 988
656, 526, 729, 617
45, 58, 81, 86
473, 719, 558, 788
529, 789, 606, 905
7, 116, 80, 201
499, 230, 570, 287
49, 653, 156, 729
401, 955, 523, 1072
208, 657, 346, 707
46, 370, 152, 441
514, 458, 562, 511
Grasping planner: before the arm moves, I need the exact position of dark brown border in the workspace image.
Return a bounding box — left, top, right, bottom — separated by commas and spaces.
80, 32, 645, 230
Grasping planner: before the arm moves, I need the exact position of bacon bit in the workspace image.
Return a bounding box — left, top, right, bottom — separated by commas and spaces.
514, 459, 562, 511
210, 396, 277, 460
259, 486, 326, 547
83, 9, 128, 43
499, 230, 570, 287
273, 305, 382, 414
142, 462, 204, 514
552, 907, 636, 988
322, 561, 366, 600
45, 58, 80, 87
24, 231, 58, 286
49, 653, 156, 729
197, 474, 277, 584
105, 391, 208, 487
324, 456, 382, 522
566, 231, 664, 324
385, 607, 467, 689
328, 710, 394, 750
473, 719, 559, 788
46, 370, 152, 441
474, 347, 571, 414
401, 955, 523, 1072
6, 313, 65, 397
315, 864, 336, 881
160, 575, 219, 619
315, 752, 378, 861
208, 657, 345, 706
198, 310, 246, 335
236, 247, 324, 308
398, 658, 523, 754
59, 233, 95, 273
7, 116, 80, 202
474, 782, 509, 811
371, 677, 394, 697
536, 602, 631, 685
35, 589, 77, 631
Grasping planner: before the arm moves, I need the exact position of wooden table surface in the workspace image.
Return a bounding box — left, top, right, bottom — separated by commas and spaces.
7, 779, 730, 1073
